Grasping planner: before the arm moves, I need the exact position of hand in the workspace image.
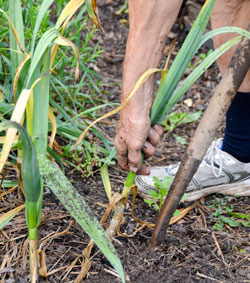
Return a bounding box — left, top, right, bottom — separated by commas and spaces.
115, 110, 163, 174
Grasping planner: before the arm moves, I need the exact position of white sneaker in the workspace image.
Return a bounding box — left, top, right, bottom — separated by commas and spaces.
135, 139, 250, 202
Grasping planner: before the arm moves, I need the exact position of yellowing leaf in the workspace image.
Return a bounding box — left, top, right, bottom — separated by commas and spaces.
0, 89, 32, 173
85, 0, 101, 28
48, 107, 57, 148
13, 54, 31, 102
54, 35, 80, 81
56, 0, 84, 29
0, 136, 18, 144
0, 8, 25, 54
0, 204, 25, 229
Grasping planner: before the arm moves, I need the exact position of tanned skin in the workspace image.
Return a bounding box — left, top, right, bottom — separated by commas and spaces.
115, 0, 250, 174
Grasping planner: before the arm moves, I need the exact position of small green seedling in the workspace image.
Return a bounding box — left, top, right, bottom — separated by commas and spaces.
199, 49, 213, 60
173, 134, 187, 145
162, 111, 202, 145
232, 245, 246, 254
188, 49, 213, 71
144, 176, 187, 213
207, 197, 250, 231
162, 111, 202, 133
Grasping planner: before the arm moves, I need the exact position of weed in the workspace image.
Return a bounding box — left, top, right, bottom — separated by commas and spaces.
162, 111, 202, 132
206, 196, 250, 231
144, 175, 187, 213
162, 110, 202, 145
232, 245, 246, 254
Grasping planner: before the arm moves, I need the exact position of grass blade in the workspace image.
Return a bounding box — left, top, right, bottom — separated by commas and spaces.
54, 35, 79, 80
38, 154, 125, 283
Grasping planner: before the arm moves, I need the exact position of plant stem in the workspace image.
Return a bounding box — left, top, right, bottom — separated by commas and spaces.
125, 171, 136, 188
27, 201, 37, 240
27, 201, 38, 281
29, 239, 38, 283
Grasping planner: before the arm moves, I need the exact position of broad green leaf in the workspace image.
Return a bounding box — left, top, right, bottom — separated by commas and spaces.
27, 28, 58, 86
0, 121, 41, 202
151, 0, 215, 124
165, 36, 242, 115
31, 0, 54, 54
240, 221, 250, 228
148, 190, 159, 199
38, 154, 125, 283
173, 210, 181, 217
161, 176, 173, 188
173, 134, 187, 145
228, 211, 250, 220
163, 111, 201, 132
198, 26, 250, 50
219, 215, 239, 227
31, 49, 51, 155
181, 193, 188, 202
181, 111, 202, 124
144, 199, 155, 207
8, 0, 25, 84
0, 204, 25, 229
100, 164, 112, 200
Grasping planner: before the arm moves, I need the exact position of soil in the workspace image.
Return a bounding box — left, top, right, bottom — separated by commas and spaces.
1, 1, 250, 283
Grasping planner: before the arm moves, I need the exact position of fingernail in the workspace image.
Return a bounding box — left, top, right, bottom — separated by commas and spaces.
130, 166, 138, 173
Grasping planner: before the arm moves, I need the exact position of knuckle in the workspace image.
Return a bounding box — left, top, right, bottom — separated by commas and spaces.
129, 141, 142, 152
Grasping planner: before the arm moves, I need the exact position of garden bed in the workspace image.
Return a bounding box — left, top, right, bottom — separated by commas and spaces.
1, 1, 249, 282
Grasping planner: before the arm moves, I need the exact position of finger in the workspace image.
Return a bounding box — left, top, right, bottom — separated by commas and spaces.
148, 127, 161, 146
137, 164, 150, 175
114, 135, 129, 171
153, 124, 163, 136
142, 141, 155, 158
127, 141, 143, 172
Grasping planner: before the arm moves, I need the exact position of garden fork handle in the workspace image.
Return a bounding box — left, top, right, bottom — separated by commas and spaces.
153, 24, 250, 245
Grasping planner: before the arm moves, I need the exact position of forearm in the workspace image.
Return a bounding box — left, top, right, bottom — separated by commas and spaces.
115, 0, 182, 172
122, 0, 183, 115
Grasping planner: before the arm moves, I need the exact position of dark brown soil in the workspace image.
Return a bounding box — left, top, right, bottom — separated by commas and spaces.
1, 1, 250, 282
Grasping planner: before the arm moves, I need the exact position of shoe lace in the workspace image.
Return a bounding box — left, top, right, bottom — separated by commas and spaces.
203, 139, 224, 178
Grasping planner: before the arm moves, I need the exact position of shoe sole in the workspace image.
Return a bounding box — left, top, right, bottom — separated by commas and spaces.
138, 178, 250, 202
